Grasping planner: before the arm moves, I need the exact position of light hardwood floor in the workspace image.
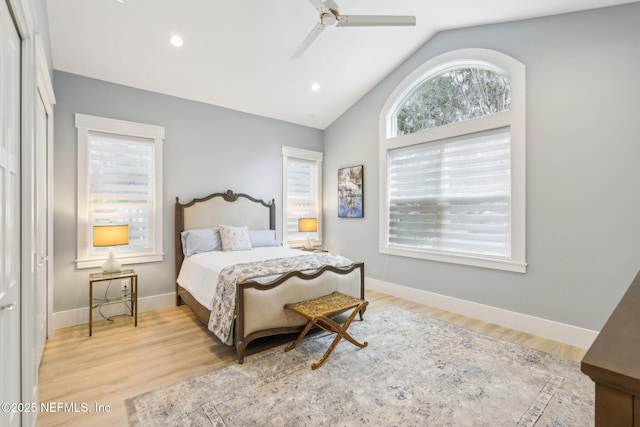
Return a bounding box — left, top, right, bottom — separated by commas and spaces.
36, 290, 587, 426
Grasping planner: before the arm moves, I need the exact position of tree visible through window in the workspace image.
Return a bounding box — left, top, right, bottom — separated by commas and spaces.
395, 67, 511, 136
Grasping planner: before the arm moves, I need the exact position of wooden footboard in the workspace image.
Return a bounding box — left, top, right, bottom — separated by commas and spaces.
235, 262, 365, 363
176, 263, 364, 363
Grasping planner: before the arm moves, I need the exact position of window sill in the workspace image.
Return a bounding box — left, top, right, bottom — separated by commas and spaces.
380, 246, 526, 273
76, 253, 164, 270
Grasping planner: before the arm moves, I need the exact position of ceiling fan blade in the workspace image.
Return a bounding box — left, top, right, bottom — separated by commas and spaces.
307, 0, 332, 15
292, 23, 325, 59
337, 15, 416, 27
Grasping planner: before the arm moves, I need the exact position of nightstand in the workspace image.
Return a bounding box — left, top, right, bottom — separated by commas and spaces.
89, 269, 137, 336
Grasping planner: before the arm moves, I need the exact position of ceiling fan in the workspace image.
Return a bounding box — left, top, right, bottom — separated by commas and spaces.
292, 0, 416, 59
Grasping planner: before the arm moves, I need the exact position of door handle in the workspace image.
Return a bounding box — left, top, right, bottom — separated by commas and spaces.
1, 302, 16, 311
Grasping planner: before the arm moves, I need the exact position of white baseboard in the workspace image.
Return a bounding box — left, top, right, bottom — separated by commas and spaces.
366, 277, 598, 350
52, 292, 176, 330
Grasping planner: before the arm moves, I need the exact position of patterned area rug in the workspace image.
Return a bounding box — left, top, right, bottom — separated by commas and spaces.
126, 308, 594, 426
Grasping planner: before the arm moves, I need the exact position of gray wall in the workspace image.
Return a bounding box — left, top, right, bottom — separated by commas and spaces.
323, 3, 640, 332
52, 71, 323, 312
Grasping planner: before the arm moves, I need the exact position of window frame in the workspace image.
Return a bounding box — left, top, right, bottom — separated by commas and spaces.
281, 146, 323, 248
75, 113, 164, 269
379, 49, 526, 273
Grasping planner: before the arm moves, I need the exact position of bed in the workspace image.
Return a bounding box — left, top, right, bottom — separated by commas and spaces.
175, 190, 365, 363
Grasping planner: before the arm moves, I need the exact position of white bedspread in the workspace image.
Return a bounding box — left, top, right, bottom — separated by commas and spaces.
177, 247, 307, 310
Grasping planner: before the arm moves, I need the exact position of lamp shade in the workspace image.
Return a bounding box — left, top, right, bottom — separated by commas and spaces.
298, 218, 317, 233
93, 224, 129, 247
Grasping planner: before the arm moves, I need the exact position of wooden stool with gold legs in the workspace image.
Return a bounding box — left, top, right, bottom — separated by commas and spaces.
284, 292, 368, 370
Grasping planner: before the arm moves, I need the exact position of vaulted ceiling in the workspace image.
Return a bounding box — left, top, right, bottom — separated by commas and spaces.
46, 0, 636, 129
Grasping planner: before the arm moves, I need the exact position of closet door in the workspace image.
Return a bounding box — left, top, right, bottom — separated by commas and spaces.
0, 2, 22, 426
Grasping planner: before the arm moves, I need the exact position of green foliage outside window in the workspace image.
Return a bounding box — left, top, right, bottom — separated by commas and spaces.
396, 68, 511, 136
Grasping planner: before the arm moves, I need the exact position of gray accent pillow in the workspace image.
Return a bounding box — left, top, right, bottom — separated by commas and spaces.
249, 229, 279, 247
181, 227, 221, 256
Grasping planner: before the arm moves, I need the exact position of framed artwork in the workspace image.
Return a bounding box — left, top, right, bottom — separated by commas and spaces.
338, 165, 364, 218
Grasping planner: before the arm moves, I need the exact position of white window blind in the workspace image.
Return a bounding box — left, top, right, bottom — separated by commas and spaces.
387, 130, 511, 258
88, 131, 155, 256
282, 146, 323, 246
286, 158, 318, 240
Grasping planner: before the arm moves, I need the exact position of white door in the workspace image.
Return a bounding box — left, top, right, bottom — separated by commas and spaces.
0, 1, 22, 426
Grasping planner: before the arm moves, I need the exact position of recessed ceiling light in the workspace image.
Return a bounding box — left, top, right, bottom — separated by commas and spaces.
116, 0, 126, 3
170, 35, 184, 47
311, 83, 320, 92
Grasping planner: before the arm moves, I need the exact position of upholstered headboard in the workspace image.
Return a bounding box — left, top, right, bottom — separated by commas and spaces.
174, 190, 276, 277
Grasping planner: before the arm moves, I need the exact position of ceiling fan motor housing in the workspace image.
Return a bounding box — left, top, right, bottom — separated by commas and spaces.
321, 11, 338, 26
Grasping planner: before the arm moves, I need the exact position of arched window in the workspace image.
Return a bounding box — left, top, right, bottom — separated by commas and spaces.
393, 65, 511, 135
379, 49, 526, 272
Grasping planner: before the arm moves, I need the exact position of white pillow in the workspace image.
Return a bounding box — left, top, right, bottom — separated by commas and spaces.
181, 227, 221, 257
249, 229, 279, 247
218, 224, 252, 251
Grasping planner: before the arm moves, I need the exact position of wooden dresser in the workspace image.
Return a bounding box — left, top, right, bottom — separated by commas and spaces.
581, 270, 640, 426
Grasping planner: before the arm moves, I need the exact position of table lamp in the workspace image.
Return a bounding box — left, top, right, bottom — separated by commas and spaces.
93, 224, 129, 273
298, 218, 317, 250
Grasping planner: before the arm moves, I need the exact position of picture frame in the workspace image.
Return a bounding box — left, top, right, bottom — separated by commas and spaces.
338, 165, 364, 218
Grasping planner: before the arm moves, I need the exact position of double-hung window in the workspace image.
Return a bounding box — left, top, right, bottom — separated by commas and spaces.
380, 49, 526, 272
282, 146, 323, 247
76, 114, 164, 268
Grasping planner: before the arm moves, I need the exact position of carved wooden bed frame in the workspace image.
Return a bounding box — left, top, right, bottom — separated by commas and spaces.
175, 190, 365, 363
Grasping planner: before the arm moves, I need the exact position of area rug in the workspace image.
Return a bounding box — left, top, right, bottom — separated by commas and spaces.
126, 308, 594, 426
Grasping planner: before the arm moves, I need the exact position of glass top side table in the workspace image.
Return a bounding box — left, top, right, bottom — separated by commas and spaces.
88, 269, 138, 336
